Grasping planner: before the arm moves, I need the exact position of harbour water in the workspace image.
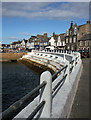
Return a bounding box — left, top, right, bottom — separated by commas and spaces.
2, 62, 40, 111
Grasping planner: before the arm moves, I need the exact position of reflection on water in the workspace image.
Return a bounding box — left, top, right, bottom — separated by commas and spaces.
2, 62, 40, 111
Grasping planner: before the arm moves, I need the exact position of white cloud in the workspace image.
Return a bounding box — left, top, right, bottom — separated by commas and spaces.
8, 36, 22, 40
18, 32, 31, 36
2, 2, 89, 20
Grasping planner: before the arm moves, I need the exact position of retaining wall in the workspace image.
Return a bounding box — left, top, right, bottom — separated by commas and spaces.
0, 53, 27, 62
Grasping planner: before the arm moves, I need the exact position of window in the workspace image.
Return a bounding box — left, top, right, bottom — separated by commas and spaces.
70, 30, 72, 35
71, 46, 74, 50
66, 38, 68, 43
85, 41, 88, 46
63, 41, 65, 46
74, 27, 77, 35
80, 41, 82, 46
74, 37, 76, 43
70, 37, 72, 43
68, 46, 70, 49
66, 29, 69, 36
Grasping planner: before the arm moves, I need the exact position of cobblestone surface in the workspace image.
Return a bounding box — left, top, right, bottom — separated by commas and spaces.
69, 58, 90, 118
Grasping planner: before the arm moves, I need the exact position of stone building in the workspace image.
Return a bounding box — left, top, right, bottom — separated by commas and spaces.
65, 21, 78, 51
37, 33, 48, 48
65, 20, 91, 52
77, 20, 91, 52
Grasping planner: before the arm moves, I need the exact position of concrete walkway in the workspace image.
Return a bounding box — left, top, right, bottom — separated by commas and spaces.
69, 58, 90, 118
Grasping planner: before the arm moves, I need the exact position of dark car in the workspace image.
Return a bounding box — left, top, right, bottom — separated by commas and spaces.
78, 49, 90, 58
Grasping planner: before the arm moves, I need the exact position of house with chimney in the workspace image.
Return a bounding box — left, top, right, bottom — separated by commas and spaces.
10, 41, 21, 49
65, 20, 91, 53
65, 21, 78, 51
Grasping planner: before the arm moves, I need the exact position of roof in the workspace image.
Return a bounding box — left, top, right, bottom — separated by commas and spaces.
79, 34, 91, 41
11, 41, 21, 45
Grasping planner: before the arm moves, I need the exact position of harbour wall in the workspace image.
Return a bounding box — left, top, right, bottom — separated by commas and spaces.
18, 58, 55, 75
0, 53, 27, 62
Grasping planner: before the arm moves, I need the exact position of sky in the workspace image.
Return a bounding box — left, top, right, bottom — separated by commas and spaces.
0, 2, 90, 44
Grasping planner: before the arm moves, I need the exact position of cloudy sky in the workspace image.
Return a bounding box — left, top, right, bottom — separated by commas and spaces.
1, 2, 90, 44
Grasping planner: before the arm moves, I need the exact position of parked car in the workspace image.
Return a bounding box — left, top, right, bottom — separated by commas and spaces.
78, 49, 90, 58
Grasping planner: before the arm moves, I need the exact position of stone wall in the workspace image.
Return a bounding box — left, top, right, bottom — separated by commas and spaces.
78, 23, 91, 40
0, 53, 27, 62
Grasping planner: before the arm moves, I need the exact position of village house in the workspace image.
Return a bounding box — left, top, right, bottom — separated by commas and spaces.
0, 41, 2, 52
26, 40, 31, 50
48, 32, 66, 50
28, 37, 35, 49
20, 39, 27, 49
10, 41, 21, 49
77, 20, 91, 52
49, 36, 56, 47
10, 42, 17, 49
57, 33, 66, 50
37, 33, 49, 49
65, 20, 91, 52
65, 21, 78, 51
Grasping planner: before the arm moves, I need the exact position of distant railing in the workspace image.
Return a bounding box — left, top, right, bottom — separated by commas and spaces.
1, 50, 81, 119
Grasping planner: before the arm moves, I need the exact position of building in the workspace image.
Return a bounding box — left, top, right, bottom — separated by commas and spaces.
77, 20, 91, 52
58, 33, 66, 50
10, 41, 21, 49
21, 39, 27, 49
0, 41, 2, 52
10, 42, 17, 49
65, 20, 91, 52
37, 33, 49, 48
49, 36, 56, 47
65, 21, 78, 51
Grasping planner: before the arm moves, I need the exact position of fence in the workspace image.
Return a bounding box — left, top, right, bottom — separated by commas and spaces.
1, 51, 80, 119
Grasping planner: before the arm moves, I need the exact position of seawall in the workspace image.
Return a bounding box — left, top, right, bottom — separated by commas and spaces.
18, 58, 55, 75
0, 53, 27, 62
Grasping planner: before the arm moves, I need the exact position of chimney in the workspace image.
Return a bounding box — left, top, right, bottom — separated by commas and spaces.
44, 33, 47, 37
87, 19, 90, 24
71, 21, 73, 27
74, 22, 77, 26
53, 32, 55, 38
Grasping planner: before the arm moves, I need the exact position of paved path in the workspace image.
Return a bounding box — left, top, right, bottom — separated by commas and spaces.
69, 58, 90, 118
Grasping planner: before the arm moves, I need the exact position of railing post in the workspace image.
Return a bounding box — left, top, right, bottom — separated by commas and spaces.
64, 53, 66, 61
71, 51, 72, 54
39, 71, 52, 118
77, 52, 81, 62
65, 60, 70, 83
72, 57, 75, 72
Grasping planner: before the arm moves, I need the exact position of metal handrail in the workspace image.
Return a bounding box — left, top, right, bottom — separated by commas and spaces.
52, 65, 68, 82
52, 74, 67, 94
70, 66, 74, 73
75, 57, 78, 60
26, 100, 45, 120
70, 60, 74, 64
1, 81, 47, 120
